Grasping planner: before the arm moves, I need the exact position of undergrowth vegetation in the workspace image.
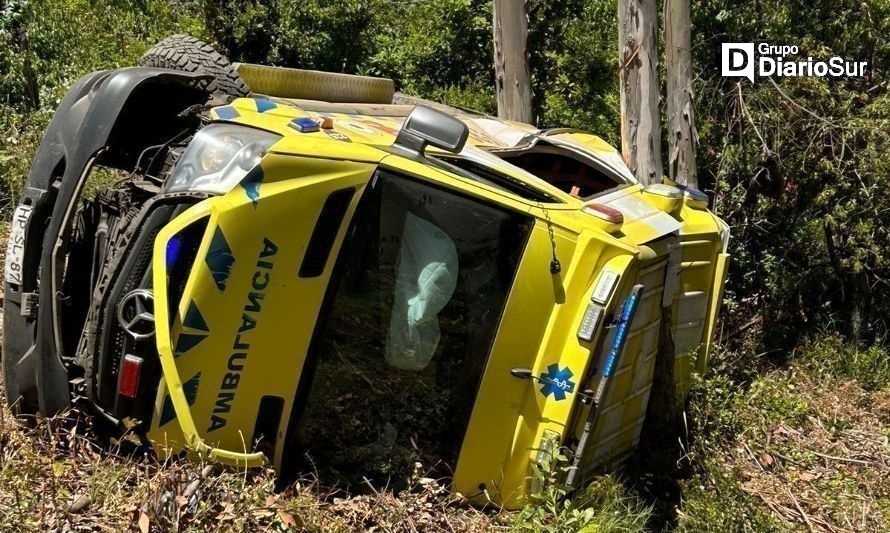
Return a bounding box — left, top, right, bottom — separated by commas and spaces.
0, 374, 657, 531
678, 338, 890, 531
0, 401, 501, 531
1, 334, 885, 531
0, 0, 888, 531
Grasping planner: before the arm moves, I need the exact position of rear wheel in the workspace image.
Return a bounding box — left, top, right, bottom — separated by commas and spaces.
139, 35, 250, 99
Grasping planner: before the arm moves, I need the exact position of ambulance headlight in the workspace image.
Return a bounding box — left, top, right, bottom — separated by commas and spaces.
165, 124, 281, 194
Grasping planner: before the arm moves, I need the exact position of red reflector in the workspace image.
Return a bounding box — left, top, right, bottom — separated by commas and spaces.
584, 202, 624, 224
118, 354, 143, 399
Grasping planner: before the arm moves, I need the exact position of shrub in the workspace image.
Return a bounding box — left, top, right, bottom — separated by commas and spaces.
514, 443, 652, 532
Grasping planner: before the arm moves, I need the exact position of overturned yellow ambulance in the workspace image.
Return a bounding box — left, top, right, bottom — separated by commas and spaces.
2, 36, 728, 509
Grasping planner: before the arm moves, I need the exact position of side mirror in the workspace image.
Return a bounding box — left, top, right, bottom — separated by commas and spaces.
395, 105, 469, 155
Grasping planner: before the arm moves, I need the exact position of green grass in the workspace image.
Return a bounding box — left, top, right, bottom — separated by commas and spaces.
800, 335, 890, 392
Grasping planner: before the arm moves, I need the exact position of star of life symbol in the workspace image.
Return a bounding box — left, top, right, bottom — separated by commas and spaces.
539, 364, 576, 401
117, 289, 155, 340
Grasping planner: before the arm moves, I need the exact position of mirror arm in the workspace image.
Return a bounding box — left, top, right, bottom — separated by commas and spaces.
394, 129, 428, 154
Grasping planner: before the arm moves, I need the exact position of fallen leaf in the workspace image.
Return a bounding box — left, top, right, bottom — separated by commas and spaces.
68, 493, 89, 513
278, 509, 302, 528
138, 512, 150, 533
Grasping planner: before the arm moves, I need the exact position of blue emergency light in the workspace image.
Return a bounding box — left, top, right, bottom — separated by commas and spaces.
290, 117, 320, 133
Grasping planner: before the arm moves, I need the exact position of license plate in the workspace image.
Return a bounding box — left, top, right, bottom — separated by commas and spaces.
4, 204, 33, 286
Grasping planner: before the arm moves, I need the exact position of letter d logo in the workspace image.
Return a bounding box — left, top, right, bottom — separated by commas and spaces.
722, 43, 755, 82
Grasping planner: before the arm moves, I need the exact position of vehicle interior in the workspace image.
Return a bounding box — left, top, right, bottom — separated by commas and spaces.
495, 141, 628, 198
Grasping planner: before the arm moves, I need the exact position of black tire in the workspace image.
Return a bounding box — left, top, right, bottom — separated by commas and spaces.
139, 35, 250, 98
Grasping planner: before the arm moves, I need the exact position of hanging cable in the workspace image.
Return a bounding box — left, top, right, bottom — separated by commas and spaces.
538, 201, 562, 274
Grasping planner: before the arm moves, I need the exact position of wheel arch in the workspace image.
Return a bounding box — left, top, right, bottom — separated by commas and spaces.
3, 67, 210, 415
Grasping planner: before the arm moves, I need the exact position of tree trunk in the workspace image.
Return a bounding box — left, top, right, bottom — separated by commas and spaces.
618, 0, 662, 185
665, 0, 698, 188
493, 0, 533, 123
13, 20, 39, 109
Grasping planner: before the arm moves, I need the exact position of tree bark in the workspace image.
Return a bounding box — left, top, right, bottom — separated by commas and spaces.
493, 0, 533, 123
618, 0, 662, 185
12, 16, 39, 109
665, 0, 698, 188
